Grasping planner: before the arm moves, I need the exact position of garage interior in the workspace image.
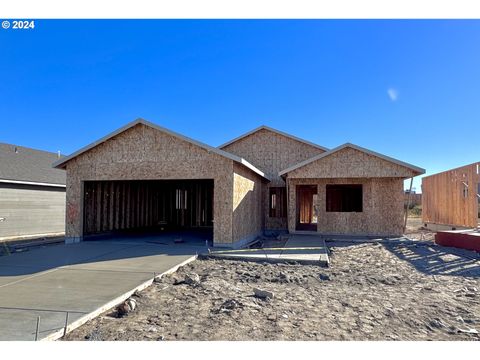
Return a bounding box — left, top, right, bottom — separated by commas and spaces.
82, 179, 214, 240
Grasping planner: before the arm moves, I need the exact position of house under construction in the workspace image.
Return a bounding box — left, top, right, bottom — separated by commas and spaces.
53, 118, 425, 247
422, 161, 480, 229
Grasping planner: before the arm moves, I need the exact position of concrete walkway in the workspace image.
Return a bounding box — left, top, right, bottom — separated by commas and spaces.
0, 237, 205, 340
207, 234, 329, 266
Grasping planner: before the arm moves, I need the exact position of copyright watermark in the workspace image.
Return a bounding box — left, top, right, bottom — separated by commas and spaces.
1, 20, 35, 30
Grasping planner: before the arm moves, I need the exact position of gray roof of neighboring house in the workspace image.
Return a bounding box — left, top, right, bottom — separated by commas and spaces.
0, 143, 66, 186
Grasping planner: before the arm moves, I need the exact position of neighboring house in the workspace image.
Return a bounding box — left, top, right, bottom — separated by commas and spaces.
404, 190, 422, 207
422, 162, 480, 228
53, 118, 424, 247
0, 143, 66, 240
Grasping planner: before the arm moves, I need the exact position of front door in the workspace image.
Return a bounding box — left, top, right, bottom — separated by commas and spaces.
296, 185, 318, 231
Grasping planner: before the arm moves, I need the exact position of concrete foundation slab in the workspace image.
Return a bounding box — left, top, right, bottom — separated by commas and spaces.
0, 268, 154, 311
207, 234, 329, 266
0, 237, 205, 340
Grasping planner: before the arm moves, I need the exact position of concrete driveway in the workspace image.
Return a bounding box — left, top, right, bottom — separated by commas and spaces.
0, 236, 206, 340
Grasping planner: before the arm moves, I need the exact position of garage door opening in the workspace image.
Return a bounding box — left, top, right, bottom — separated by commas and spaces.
82, 179, 213, 241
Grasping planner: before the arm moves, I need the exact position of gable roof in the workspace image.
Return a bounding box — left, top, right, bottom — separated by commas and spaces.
53, 118, 270, 181
421, 161, 479, 180
279, 143, 425, 177
0, 143, 66, 187
218, 125, 329, 152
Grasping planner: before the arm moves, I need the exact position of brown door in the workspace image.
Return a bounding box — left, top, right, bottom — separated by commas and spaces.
296, 185, 318, 231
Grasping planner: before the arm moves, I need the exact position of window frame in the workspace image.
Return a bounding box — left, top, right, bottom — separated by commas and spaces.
462, 181, 469, 199
325, 184, 363, 213
269, 187, 287, 218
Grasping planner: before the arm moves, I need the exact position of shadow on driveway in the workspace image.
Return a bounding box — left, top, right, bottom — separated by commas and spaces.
0, 231, 208, 277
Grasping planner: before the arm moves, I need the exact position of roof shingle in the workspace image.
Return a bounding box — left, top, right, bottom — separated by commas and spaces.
0, 143, 66, 185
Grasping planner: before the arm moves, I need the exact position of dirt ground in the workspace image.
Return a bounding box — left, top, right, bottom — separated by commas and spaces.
65, 220, 480, 341
404, 216, 435, 241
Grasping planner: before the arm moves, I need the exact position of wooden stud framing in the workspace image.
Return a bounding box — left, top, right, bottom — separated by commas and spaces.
83, 179, 214, 236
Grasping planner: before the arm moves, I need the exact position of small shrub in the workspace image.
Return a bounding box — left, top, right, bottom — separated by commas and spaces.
408, 205, 422, 217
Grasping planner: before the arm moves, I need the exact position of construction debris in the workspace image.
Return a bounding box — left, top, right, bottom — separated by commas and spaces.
184, 273, 200, 286
215, 299, 243, 314
116, 298, 137, 317
253, 288, 274, 300
457, 328, 479, 334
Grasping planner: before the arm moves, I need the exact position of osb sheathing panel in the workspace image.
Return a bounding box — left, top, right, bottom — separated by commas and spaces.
287, 177, 405, 236
287, 147, 418, 179
222, 128, 324, 230
64, 123, 234, 244
232, 163, 263, 243
422, 162, 480, 227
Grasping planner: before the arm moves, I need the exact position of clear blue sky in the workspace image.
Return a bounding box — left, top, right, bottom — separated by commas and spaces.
1, 20, 479, 192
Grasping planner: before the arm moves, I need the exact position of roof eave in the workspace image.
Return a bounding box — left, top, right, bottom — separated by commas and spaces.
0, 178, 66, 188
53, 118, 270, 181
218, 125, 329, 152
53, 118, 145, 169
279, 143, 425, 177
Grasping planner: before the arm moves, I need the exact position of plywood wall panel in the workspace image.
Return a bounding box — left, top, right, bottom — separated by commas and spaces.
232, 163, 264, 243
287, 177, 404, 236
223, 128, 325, 230
287, 147, 418, 179
65, 123, 235, 244
422, 162, 479, 227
